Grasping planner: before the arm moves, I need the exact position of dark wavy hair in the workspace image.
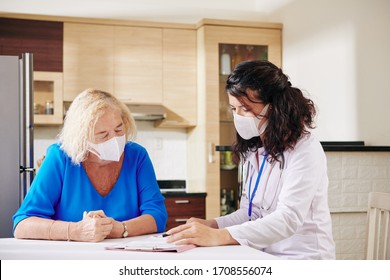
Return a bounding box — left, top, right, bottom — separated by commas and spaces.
226, 60, 317, 164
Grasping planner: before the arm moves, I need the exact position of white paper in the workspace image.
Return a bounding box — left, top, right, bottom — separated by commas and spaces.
105, 235, 196, 252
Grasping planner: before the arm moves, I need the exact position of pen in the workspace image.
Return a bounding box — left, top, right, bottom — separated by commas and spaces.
162, 233, 170, 237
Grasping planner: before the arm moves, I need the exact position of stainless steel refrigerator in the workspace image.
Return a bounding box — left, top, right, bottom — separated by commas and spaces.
0, 53, 35, 238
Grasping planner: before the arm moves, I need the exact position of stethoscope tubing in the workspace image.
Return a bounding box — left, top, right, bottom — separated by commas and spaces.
245, 153, 285, 220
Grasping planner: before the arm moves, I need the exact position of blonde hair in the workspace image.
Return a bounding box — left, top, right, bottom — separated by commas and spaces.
57, 88, 137, 164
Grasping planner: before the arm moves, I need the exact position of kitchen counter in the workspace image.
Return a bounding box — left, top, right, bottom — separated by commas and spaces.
321, 141, 390, 152
162, 192, 207, 198
217, 142, 390, 152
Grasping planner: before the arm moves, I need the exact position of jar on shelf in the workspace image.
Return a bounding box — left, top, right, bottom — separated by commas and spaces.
34, 103, 44, 114
45, 100, 54, 115
217, 146, 237, 170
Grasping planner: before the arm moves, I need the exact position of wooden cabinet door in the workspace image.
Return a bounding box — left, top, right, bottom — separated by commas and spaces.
0, 17, 63, 72
34, 71, 63, 125
63, 23, 114, 101
114, 26, 163, 104
162, 29, 197, 126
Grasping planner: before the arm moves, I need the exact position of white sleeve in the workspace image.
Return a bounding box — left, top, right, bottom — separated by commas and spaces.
215, 194, 249, 228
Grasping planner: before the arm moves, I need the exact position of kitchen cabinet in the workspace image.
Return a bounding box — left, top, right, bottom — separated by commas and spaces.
188, 19, 282, 219
63, 22, 197, 127
114, 26, 163, 104
63, 22, 114, 101
0, 17, 63, 72
158, 28, 197, 127
163, 193, 206, 230
64, 23, 163, 103
34, 71, 64, 125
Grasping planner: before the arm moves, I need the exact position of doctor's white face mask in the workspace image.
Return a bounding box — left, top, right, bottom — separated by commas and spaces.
233, 104, 269, 140
88, 134, 126, 161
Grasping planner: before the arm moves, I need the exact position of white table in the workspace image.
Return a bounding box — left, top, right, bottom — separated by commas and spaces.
0, 235, 279, 260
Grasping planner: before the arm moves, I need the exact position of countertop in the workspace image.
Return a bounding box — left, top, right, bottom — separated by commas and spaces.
162, 192, 207, 197
321, 141, 390, 152
217, 142, 390, 152
0, 235, 278, 260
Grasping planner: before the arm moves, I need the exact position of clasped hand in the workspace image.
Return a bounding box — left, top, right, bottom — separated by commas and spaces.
75, 210, 115, 242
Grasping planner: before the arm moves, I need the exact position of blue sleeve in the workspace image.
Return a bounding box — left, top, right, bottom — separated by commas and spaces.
12, 144, 65, 230
134, 146, 168, 232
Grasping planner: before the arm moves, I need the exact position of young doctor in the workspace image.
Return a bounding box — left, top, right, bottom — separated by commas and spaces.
166, 60, 336, 259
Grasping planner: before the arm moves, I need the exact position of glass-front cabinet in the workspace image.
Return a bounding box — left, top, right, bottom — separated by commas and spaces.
218, 44, 269, 215
188, 19, 282, 219
33, 71, 63, 125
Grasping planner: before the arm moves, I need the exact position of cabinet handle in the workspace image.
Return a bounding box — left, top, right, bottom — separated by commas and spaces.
208, 142, 215, 163
174, 200, 190, 204
175, 218, 189, 223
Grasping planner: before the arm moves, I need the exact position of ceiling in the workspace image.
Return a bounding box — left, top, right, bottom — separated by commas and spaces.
0, 0, 293, 24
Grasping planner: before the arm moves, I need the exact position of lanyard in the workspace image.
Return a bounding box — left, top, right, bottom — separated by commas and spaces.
248, 153, 267, 221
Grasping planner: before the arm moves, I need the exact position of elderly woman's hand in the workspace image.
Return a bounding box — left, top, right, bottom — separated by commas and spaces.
72, 211, 113, 242
84, 210, 124, 239
85, 210, 107, 218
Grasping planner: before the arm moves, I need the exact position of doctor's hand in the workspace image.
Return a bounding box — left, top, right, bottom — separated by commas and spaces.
71, 211, 113, 242
165, 221, 238, 247
186, 217, 219, 228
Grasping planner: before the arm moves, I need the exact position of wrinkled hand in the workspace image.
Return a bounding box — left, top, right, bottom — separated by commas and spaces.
84, 210, 122, 239
73, 211, 113, 242
85, 210, 107, 219
165, 221, 231, 247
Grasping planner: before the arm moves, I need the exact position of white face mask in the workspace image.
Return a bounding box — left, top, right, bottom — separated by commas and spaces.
233, 104, 269, 140
88, 134, 126, 161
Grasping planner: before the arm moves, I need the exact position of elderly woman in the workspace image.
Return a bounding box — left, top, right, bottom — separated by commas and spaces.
13, 89, 167, 242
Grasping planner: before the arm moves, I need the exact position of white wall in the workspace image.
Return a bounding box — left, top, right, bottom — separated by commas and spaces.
326, 151, 390, 259
266, 0, 390, 145
133, 121, 187, 180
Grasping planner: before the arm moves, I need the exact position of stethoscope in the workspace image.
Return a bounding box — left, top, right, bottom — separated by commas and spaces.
245, 152, 285, 221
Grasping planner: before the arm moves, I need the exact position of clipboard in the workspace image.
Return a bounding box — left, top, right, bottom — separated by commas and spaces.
105, 235, 196, 253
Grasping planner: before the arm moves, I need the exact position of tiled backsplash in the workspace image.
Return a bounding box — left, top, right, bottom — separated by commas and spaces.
326, 151, 390, 259
33, 121, 188, 180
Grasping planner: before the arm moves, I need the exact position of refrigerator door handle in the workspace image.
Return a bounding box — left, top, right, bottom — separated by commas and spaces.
19, 165, 35, 203
19, 53, 34, 204
19, 166, 36, 173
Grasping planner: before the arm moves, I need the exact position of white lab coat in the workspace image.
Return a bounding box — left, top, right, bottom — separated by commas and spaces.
215, 133, 336, 259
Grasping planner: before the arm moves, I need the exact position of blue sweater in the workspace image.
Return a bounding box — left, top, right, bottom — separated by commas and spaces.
13, 142, 168, 232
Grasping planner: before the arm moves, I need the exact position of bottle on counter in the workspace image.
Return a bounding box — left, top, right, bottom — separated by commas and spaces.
220, 188, 230, 216
228, 189, 236, 213
220, 47, 231, 75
